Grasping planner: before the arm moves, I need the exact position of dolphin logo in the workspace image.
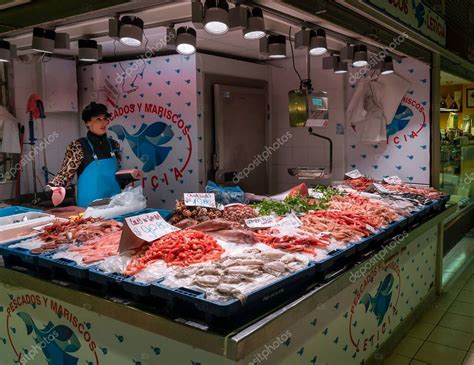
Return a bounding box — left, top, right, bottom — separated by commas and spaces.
17, 312, 81, 365
359, 274, 394, 325
387, 104, 413, 136
109, 122, 174, 172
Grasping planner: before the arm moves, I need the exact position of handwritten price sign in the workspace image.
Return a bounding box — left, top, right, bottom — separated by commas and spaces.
245, 215, 278, 228
277, 214, 302, 228
383, 176, 402, 185
184, 193, 216, 208
345, 169, 363, 179
371, 183, 391, 194
119, 212, 179, 252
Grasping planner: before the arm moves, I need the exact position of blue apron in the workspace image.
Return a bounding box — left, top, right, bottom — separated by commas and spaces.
77, 137, 121, 207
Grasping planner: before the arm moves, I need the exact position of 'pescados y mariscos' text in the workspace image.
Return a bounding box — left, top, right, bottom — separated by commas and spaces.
6, 294, 99, 357
109, 102, 193, 189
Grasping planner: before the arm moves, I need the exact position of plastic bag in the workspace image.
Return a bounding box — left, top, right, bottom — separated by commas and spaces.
134, 261, 171, 284
97, 254, 132, 274
205, 181, 247, 205
84, 186, 147, 219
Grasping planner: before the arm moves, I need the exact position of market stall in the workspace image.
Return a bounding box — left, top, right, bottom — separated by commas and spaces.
0, 179, 452, 364
0, 1, 461, 364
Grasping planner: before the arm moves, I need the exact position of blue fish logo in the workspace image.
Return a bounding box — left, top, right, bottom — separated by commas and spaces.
359, 274, 394, 325
412, 0, 425, 27
17, 312, 81, 365
387, 104, 413, 136
109, 122, 174, 173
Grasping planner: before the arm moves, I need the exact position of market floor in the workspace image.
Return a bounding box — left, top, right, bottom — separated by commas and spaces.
382, 232, 474, 365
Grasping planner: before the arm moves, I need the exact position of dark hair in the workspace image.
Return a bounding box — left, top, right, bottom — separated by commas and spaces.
82, 102, 111, 122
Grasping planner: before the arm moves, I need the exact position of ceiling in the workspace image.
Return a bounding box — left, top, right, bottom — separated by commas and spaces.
0, 0, 130, 35
440, 70, 473, 86
6, 1, 346, 63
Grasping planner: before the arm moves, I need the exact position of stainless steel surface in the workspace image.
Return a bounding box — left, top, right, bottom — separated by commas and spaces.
288, 167, 326, 179
214, 84, 268, 194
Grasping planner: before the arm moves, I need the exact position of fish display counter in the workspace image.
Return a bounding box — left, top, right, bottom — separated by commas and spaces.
0, 198, 455, 364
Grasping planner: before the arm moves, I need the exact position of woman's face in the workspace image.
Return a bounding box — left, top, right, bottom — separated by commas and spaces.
86, 115, 110, 135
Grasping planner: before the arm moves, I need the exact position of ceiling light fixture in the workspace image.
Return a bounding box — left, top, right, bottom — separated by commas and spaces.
54, 32, 70, 50
0, 40, 15, 62
352, 45, 368, 67
381, 56, 394, 75
78, 39, 102, 62
335, 58, 348, 74
309, 29, 327, 56
204, 0, 229, 35
119, 16, 144, 47
267, 35, 286, 59
32, 27, 55, 53
243, 7, 266, 40
176, 26, 197, 55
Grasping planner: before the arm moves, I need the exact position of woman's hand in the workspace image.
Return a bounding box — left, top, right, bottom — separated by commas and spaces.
46, 185, 66, 206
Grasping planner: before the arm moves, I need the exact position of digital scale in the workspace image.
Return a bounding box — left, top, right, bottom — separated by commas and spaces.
288, 78, 332, 179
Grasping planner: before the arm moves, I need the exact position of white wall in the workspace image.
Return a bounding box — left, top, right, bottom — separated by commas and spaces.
10, 56, 80, 197
268, 55, 346, 193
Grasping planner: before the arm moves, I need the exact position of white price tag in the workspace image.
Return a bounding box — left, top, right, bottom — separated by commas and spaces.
119, 212, 180, 252
308, 189, 324, 199
245, 215, 278, 228
344, 169, 363, 179
277, 214, 302, 228
371, 183, 390, 194
184, 193, 216, 208
383, 176, 402, 185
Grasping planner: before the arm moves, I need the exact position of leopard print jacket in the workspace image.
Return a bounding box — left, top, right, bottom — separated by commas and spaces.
49, 139, 121, 188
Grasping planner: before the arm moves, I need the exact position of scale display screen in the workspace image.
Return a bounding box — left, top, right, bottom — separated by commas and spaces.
312, 97, 323, 107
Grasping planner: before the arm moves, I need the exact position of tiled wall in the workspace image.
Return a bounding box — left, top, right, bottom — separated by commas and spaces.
269, 55, 346, 194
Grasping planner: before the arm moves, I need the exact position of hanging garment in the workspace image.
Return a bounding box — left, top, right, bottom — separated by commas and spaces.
76, 137, 121, 207
346, 78, 387, 144
377, 73, 412, 126
0, 106, 21, 154
346, 73, 412, 144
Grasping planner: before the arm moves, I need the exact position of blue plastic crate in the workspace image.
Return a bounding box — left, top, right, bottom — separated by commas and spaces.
88, 266, 163, 299
0, 206, 42, 217
0, 240, 41, 270
112, 208, 172, 222
122, 277, 153, 297
150, 262, 317, 319
38, 253, 89, 280
313, 243, 358, 282
354, 234, 377, 255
